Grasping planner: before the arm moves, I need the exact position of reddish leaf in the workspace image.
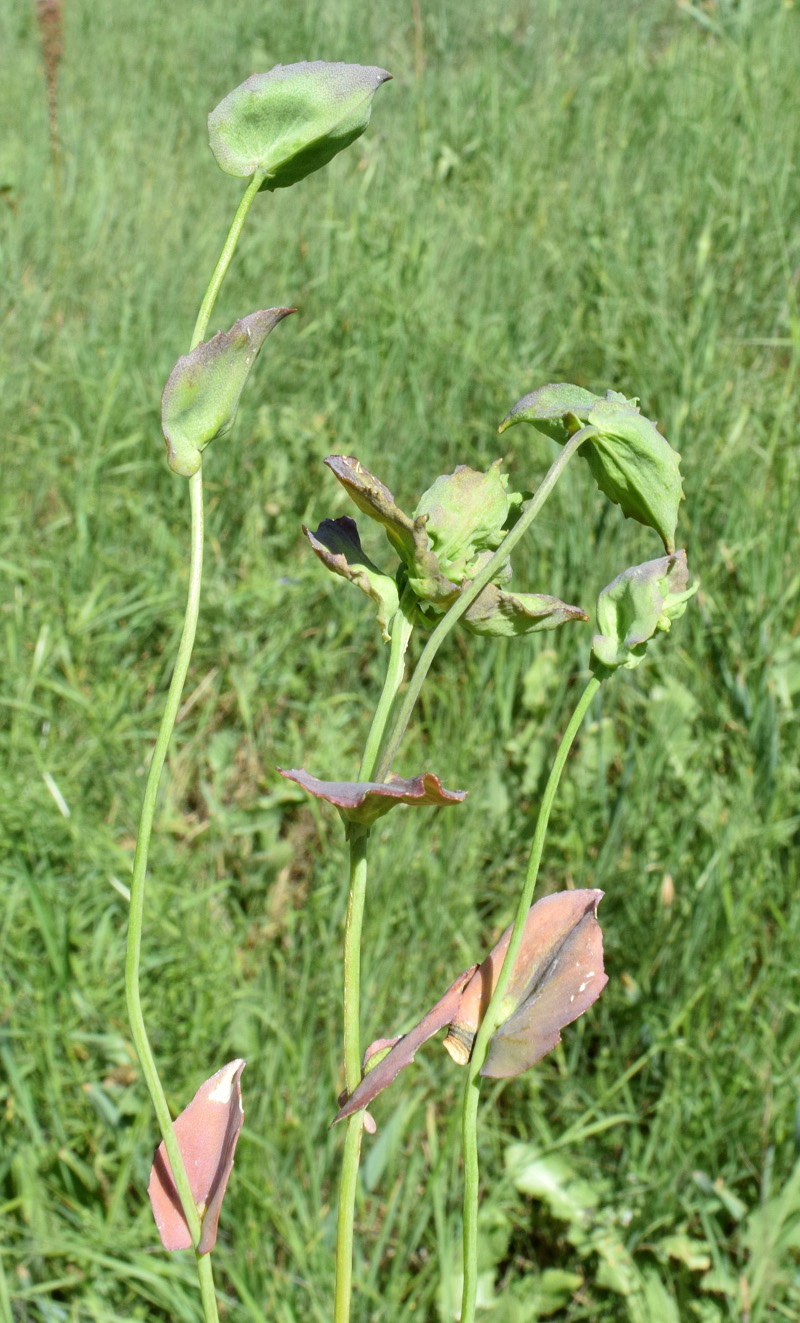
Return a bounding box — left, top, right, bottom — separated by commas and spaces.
148, 1059, 245, 1254
333, 967, 477, 1125
278, 768, 467, 826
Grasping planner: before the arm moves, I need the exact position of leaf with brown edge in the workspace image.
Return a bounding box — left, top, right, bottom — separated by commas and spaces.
148, 1059, 245, 1254
333, 966, 478, 1125
278, 768, 467, 826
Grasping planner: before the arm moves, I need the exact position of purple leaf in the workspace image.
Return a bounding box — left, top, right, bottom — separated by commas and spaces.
148, 1059, 245, 1254
278, 768, 467, 826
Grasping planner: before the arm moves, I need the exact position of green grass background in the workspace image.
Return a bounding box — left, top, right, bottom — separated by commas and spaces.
1, 0, 799, 1318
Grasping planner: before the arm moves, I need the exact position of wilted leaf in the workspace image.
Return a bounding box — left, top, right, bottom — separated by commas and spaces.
162, 309, 293, 476
333, 890, 607, 1124
278, 768, 467, 827
445, 889, 607, 1076
148, 1059, 245, 1254
499, 384, 684, 551
584, 398, 684, 552
499, 382, 600, 443
334, 967, 478, 1124
303, 516, 400, 641
413, 462, 514, 582
208, 62, 391, 190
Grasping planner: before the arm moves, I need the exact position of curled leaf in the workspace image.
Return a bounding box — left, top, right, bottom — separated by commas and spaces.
333, 890, 607, 1124
591, 549, 697, 673
304, 516, 400, 642
461, 584, 588, 638
278, 768, 467, 827
162, 308, 293, 476
499, 384, 684, 552
413, 462, 515, 583
148, 1059, 246, 1254
334, 967, 478, 1124
208, 62, 391, 190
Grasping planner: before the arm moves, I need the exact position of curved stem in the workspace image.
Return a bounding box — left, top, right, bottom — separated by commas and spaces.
125, 470, 207, 1252
125, 170, 265, 1323
334, 828, 370, 1323
191, 172, 266, 350
374, 426, 596, 781
459, 673, 603, 1323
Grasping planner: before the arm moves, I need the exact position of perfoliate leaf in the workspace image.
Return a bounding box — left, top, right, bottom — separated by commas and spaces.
148, 1060, 245, 1254
278, 768, 467, 827
584, 398, 684, 552
591, 549, 698, 673
162, 309, 293, 476
444, 889, 607, 1077
303, 516, 400, 642
334, 967, 478, 1125
500, 384, 684, 551
332, 890, 607, 1125
208, 62, 391, 190
413, 462, 514, 583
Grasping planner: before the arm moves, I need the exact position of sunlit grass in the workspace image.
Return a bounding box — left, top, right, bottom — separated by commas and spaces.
1, 0, 799, 1319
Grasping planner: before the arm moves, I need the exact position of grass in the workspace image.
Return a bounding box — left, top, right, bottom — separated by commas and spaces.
1, 0, 800, 1318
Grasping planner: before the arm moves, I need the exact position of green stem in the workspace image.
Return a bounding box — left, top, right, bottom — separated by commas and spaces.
334, 828, 370, 1323
191, 171, 266, 350
125, 171, 264, 1322
331, 608, 415, 1323
373, 426, 596, 781
459, 674, 603, 1323
359, 607, 414, 781
126, 468, 206, 1252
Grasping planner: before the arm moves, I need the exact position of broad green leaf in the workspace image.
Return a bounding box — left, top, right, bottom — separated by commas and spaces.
461, 584, 587, 637
585, 398, 684, 552
500, 384, 684, 551
505, 1143, 602, 1227
208, 62, 391, 190
162, 308, 292, 476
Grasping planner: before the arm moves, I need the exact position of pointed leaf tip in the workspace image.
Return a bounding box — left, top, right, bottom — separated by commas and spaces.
148, 1059, 246, 1253
162, 308, 294, 476
209, 62, 391, 190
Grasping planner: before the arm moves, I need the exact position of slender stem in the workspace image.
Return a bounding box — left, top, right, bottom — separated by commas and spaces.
359, 607, 414, 781
125, 171, 264, 1321
126, 469, 206, 1250
374, 426, 596, 780
459, 674, 603, 1323
191, 172, 266, 350
334, 828, 370, 1323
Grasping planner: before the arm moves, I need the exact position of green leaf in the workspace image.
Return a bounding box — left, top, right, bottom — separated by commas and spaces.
499, 382, 600, 443
591, 550, 698, 673
162, 308, 293, 476
585, 398, 684, 552
505, 1142, 603, 1227
499, 384, 684, 551
461, 584, 588, 637
412, 461, 514, 582
208, 62, 391, 190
